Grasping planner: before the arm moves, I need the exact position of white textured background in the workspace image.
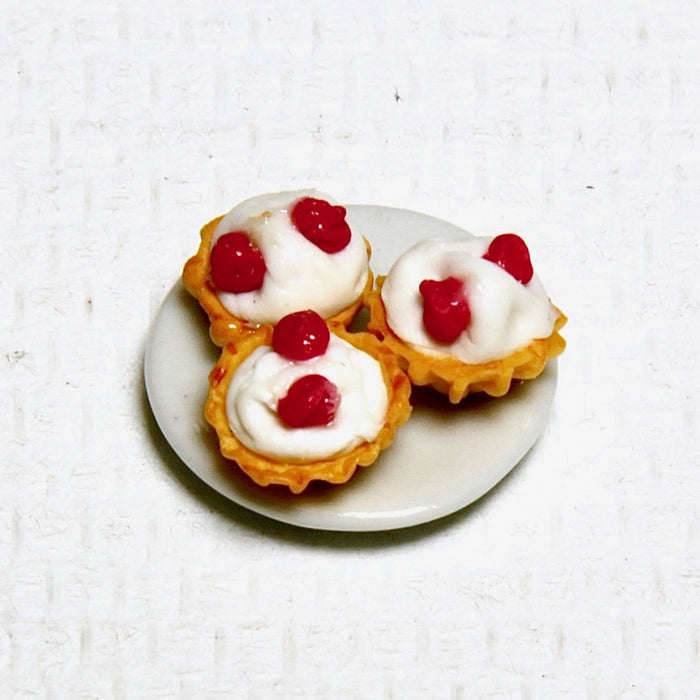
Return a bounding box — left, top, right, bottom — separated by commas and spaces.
2, 0, 699, 697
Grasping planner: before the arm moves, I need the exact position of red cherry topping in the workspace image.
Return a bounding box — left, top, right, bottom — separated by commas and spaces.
210, 231, 266, 293
419, 276, 471, 344
277, 374, 341, 428
272, 310, 330, 361
290, 197, 352, 253
482, 233, 533, 284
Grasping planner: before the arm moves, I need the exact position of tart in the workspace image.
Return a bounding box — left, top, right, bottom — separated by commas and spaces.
205, 311, 412, 493
183, 190, 373, 346
366, 234, 566, 403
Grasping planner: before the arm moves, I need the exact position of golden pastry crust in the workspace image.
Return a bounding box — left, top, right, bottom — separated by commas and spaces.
366, 276, 567, 403
204, 325, 412, 494
183, 216, 373, 346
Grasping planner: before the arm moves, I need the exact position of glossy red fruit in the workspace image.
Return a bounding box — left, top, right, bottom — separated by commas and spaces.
482, 233, 533, 284
210, 231, 266, 293
419, 276, 471, 344
272, 310, 331, 361
277, 374, 341, 428
290, 197, 352, 253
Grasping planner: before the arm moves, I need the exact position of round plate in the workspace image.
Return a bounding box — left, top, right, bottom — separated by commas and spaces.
144, 205, 558, 531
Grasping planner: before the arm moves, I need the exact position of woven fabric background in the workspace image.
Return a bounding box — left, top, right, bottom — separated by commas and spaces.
1, 0, 698, 697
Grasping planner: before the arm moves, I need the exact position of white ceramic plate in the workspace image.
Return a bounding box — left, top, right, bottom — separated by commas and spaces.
144, 205, 558, 532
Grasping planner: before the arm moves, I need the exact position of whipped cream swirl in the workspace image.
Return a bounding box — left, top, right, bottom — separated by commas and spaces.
212, 190, 369, 324
226, 335, 388, 462
381, 236, 559, 364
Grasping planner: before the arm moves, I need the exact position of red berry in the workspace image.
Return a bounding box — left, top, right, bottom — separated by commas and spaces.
419, 276, 471, 344
272, 310, 330, 361
290, 197, 351, 254
482, 233, 533, 284
210, 231, 266, 293
277, 374, 341, 428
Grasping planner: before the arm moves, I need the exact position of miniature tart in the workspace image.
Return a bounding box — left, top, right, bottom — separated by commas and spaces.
204, 313, 412, 494
366, 235, 566, 403
183, 190, 372, 346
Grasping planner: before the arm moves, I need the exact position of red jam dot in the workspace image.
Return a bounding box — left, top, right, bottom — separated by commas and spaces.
419, 276, 471, 344
290, 197, 352, 253
482, 233, 533, 284
272, 310, 330, 361
210, 231, 266, 293
209, 365, 227, 389
277, 374, 341, 428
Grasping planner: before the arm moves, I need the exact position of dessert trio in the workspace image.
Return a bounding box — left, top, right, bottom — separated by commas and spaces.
183, 190, 566, 493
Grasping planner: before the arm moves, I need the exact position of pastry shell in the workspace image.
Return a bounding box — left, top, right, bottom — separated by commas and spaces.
366, 276, 567, 403
183, 216, 373, 346
204, 325, 412, 494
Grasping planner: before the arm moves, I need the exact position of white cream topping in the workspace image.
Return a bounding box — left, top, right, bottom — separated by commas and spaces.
225, 335, 388, 462
381, 237, 559, 364
212, 190, 369, 324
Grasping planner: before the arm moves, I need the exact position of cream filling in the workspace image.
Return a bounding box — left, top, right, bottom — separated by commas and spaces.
380, 237, 559, 364
212, 190, 369, 324
226, 336, 389, 462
